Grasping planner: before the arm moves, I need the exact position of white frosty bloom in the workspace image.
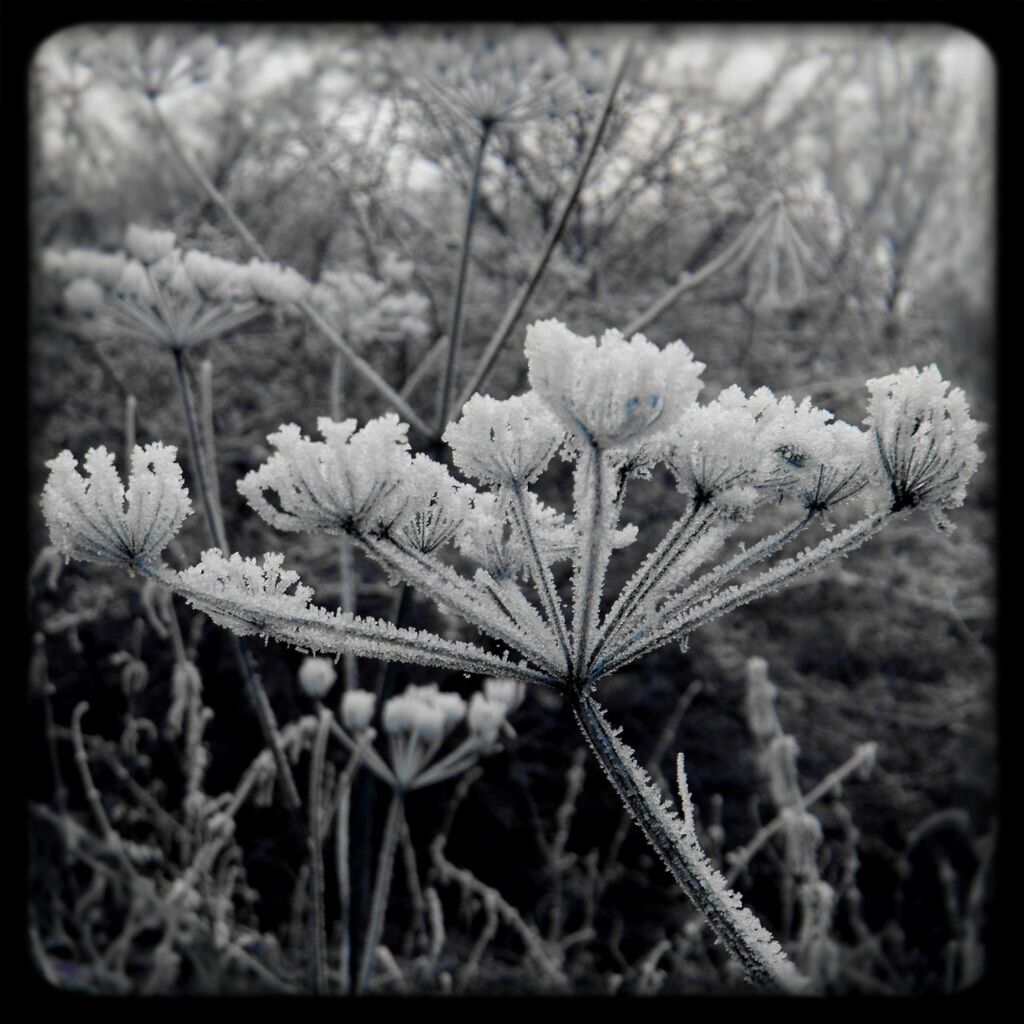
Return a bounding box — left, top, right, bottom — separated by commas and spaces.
664, 386, 776, 515
466, 692, 506, 745
125, 224, 177, 264
247, 259, 311, 305
756, 393, 874, 511
42, 444, 191, 568
114, 260, 158, 305
525, 319, 705, 448
239, 415, 466, 543
864, 365, 984, 518
341, 689, 377, 732
297, 656, 337, 699
444, 393, 565, 486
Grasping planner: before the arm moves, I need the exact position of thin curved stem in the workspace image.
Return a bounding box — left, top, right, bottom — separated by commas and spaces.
436, 123, 491, 435
355, 791, 404, 994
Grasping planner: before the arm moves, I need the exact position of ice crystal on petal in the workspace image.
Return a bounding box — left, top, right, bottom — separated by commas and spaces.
525, 319, 704, 448
865, 364, 984, 516
42, 444, 191, 568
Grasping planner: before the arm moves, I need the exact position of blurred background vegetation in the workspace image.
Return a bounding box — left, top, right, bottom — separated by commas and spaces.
27, 23, 996, 994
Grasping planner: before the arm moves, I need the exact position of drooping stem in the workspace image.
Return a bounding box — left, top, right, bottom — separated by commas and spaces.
456, 43, 634, 408
436, 123, 492, 436
355, 790, 404, 994
569, 692, 807, 993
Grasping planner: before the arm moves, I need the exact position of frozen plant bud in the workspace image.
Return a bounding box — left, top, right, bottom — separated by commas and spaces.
114, 260, 158, 305
483, 677, 525, 713
525, 319, 704, 448
42, 444, 192, 569
864, 364, 984, 522
341, 689, 376, 731
467, 692, 506, 745
444, 393, 565, 485
125, 224, 177, 264
297, 656, 336, 699
63, 278, 106, 315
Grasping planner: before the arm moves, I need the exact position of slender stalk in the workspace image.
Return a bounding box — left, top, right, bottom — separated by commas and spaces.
570, 693, 807, 992
308, 709, 333, 995
622, 195, 779, 337
571, 443, 606, 681
436, 123, 491, 436
330, 352, 359, 694
355, 791, 404, 995
149, 96, 431, 438
124, 394, 137, 466
596, 511, 889, 679
197, 359, 227, 549
725, 742, 878, 885
588, 503, 717, 675
505, 482, 572, 672
170, 349, 304, 816
456, 43, 634, 408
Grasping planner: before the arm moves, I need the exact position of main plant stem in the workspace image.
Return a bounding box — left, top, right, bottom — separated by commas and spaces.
569, 691, 808, 992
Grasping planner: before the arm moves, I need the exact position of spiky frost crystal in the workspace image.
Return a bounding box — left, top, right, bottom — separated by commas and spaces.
42, 444, 191, 568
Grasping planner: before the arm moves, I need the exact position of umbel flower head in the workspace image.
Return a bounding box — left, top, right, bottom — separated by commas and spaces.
40, 319, 983, 994
525, 319, 705, 448
44, 226, 269, 352
42, 443, 191, 569
865, 364, 985, 523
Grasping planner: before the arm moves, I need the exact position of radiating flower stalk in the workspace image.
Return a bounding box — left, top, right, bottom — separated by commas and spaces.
42, 307, 983, 991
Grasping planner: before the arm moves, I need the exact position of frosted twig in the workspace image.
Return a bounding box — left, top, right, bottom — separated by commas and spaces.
456, 43, 634, 407
308, 708, 333, 994
726, 741, 879, 885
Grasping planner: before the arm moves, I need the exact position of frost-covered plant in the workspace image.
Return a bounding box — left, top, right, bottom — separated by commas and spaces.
41, 318, 983, 992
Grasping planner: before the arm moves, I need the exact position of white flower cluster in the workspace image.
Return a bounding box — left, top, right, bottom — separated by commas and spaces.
524, 319, 705, 448
237, 415, 470, 546
42, 444, 191, 569
865, 364, 985, 522
310, 267, 430, 345
41, 318, 983, 696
